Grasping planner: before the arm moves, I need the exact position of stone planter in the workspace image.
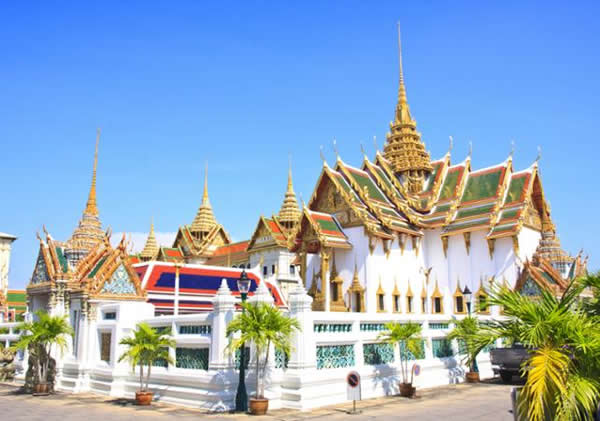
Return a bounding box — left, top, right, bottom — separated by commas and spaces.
399, 382, 416, 398
135, 391, 154, 406
249, 398, 269, 415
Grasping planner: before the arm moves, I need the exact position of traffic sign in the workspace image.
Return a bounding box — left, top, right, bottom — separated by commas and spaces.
346, 370, 361, 401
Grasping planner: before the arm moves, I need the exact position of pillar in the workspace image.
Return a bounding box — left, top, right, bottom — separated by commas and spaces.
209, 279, 236, 370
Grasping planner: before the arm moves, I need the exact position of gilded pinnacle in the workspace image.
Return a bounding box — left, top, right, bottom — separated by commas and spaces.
68, 129, 105, 252
278, 161, 301, 226
191, 163, 218, 234
140, 218, 159, 259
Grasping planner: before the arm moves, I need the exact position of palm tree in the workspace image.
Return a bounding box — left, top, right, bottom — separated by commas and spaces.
446, 316, 484, 376
377, 321, 423, 387
226, 302, 300, 400
118, 322, 175, 393
15, 310, 74, 388
478, 282, 600, 421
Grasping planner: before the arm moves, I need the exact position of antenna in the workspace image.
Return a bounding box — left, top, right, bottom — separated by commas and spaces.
448, 136, 454, 154
509, 139, 515, 158
468, 141, 473, 158
535, 146, 542, 163
373, 135, 378, 152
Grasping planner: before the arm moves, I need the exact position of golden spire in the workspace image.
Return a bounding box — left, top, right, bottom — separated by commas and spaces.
85, 128, 101, 216
67, 129, 105, 254
278, 157, 301, 229
191, 162, 218, 234
397, 22, 408, 108
383, 23, 432, 191
140, 217, 159, 260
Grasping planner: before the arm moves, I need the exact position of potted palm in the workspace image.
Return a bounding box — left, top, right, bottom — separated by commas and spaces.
446, 316, 484, 383
118, 322, 175, 405
478, 280, 600, 421
378, 321, 423, 398
15, 310, 74, 395
226, 302, 300, 415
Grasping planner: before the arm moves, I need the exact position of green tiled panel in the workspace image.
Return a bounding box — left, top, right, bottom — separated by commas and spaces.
434, 204, 452, 213
432, 338, 454, 358
351, 172, 388, 202
444, 218, 490, 232
176, 347, 209, 370
456, 204, 495, 220
500, 208, 520, 220
504, 176, 527, 204
461, 169, 502, 203
439, 171, 460, 201
316, 344, 355, 369
87, 257, 107, 278
316, 218, 342, 233
7, 292, 26, 302
55, 247, 68, 273
275, 348, 289, 369
363, 343, 395, 365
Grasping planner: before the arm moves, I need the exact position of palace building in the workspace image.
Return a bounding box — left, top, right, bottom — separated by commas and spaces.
11, 29, 589, 411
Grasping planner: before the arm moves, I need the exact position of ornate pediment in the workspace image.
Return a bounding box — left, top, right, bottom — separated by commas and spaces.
31, 251, 51, 284
100, 264, 137, 295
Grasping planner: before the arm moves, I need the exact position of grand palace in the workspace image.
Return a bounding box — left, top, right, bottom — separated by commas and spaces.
0, 30, 589, 410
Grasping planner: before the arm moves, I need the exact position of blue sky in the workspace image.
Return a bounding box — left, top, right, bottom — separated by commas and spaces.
1, 1, 598, 289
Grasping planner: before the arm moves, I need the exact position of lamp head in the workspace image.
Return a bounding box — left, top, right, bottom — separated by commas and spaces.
237, 269, 251, 294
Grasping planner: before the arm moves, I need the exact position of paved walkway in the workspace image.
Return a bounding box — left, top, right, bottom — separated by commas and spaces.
0, 381, 515, 420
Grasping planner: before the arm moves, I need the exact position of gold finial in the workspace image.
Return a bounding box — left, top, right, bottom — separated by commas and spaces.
332, 137, 339, 159
202, 161, 209, 205
319, 145, 327, 165
397, 21, 407, 106
287, 154, 293, 192
84, 128, 101, 216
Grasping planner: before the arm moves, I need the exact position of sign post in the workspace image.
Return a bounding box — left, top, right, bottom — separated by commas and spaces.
346, 370, 361, 414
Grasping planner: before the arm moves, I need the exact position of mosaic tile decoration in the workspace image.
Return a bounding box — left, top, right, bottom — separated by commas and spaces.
363, 343, 395, 365
432, 338, 454, 358
179, 325, 211, 335
275, 348, 289, 369
359, 323, 387, 332
175, 347, 209, 370
316, 344, 355, 370
314, 323, 352, 333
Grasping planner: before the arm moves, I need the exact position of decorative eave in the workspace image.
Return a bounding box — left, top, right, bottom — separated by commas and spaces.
294, 207, 352, 251
362, 156, 424, 226
441, 156, 511, 237
308, 163, 391, 240
335, 158, 421, 237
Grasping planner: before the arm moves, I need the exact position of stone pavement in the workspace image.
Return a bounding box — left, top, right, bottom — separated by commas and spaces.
0, 380, 515, 420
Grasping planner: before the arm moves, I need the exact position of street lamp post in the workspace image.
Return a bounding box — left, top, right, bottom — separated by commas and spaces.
462, 285, 472, 315
235, 270, 251, 412
461, 285, 478, 372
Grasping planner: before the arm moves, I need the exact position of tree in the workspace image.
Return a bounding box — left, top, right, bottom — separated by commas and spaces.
118, 322, 175, 392
226, 302, 300, 399
479, 282, 600, 421
446, 316, 484, 373
15, 310, 74, 387
377, 321, 423, 385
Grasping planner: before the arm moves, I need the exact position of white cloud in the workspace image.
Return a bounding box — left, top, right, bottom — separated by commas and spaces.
112, 232, 177, 253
